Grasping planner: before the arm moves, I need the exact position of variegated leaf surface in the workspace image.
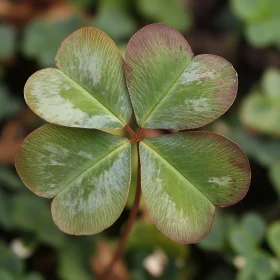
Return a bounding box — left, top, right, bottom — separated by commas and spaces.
15, 124, 131, 235
140, 132, 250, 243
125, 23, 237, 129
25, 27, 132, 129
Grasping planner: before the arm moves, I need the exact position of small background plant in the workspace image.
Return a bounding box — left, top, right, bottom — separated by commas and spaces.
0, 1, 279, 280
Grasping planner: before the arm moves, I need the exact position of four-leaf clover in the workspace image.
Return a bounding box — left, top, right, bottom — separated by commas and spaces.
15, 24, 251, 244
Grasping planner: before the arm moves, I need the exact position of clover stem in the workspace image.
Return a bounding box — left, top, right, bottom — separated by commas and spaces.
136, 127, 143, 141
102, 142, 142, 279
125, 125, 137, 139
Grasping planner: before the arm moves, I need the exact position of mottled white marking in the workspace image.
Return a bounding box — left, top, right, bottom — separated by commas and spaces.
184, 97, 210, 112
178, 62, 216, 85
79, 53, 101, 86
78, 151, 93, 159
50, 159, 65, 166
141, 150, 189, 224
155, 169, 162, 184
85, 152, 126, 211
208, 176, 234, 187
45, 145, 69, 156
59, 146, 129, 216
161, 192, 177, 219
29, 71, 117, 128
45, 189, 57, 196
140, 142, 215, 243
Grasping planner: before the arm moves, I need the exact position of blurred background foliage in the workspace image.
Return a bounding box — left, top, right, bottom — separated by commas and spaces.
0, 0, 280, 279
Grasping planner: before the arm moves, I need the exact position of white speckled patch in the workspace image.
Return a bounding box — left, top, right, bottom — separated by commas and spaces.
208, 176, 234, 187
184, 97, 210, 112
179, 62, 216, 85
78, 151, 94, 159
27, 70, 117, 128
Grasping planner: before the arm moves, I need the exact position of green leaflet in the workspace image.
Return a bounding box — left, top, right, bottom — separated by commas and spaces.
125, 23, 237, 129
140, 132, 250, 243
15, 125, 131, 235
25, 27, 132, 129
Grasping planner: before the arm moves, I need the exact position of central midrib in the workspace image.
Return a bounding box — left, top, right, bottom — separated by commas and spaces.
141, 142, 213, 206
59, 69, 125, 126
55, 142, 129, 197
140, 58, 192, 127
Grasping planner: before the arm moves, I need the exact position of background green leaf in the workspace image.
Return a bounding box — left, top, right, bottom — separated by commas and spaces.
267, 222, 280, 258
0, 24, 16, 61
231, 0, 280, 48
93, 0, 136, 41
126, 221, 189, 258
22, 15, 86, 67
269, 162, 280, 196
0, 269, 15, 280
240, 68, 280, 136
0, 242, 24, 277
241, 212, 266, 245
0, 85, 21, 121
246, 18, 280, 48
262, 68, 280, 101
137, 0, 192, 32
231, 0, 272, 22
199, 211, 237, 251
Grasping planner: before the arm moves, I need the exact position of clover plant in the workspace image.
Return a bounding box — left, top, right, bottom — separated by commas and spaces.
199, 210, 280, 280
15, 24, 251, 257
